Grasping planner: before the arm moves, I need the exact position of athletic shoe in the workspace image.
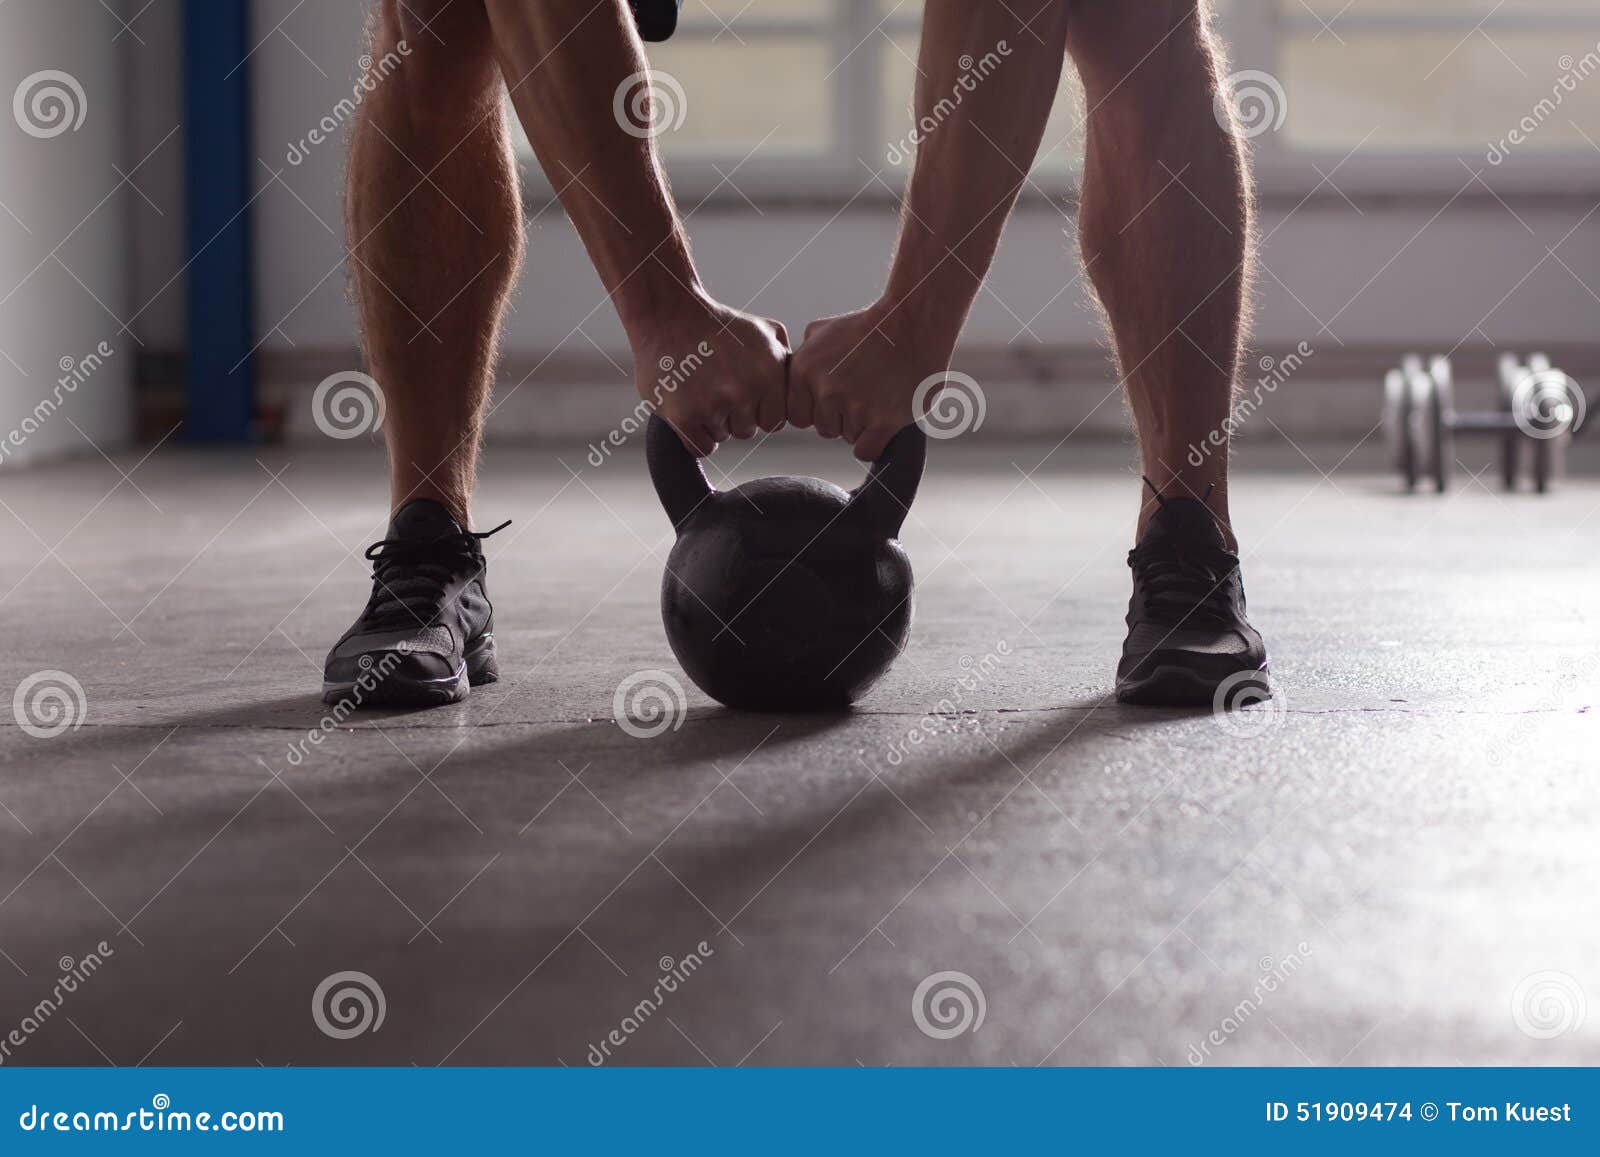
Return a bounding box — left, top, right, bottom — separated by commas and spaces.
321, 499, 509, 707
1115, 485, 1269, 706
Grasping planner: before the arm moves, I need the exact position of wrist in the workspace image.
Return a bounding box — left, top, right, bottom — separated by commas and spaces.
617, 270, 717, 351
869, 290, 963, 369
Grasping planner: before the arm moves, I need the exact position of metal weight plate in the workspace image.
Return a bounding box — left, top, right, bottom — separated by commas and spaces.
1524, 353, 1577, 493
1392, 368, 1419, 491
1382, 368, 1409, 484
1428, 356, 1454, 493
1402, 357, 1432, 494
1498, 355, 1523, 492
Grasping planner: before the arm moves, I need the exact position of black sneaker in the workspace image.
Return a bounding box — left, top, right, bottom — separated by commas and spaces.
1115, 485, 1269, 707
321, 500, 509, 707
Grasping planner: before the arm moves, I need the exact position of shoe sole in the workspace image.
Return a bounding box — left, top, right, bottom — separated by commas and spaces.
1116, 662, 1271, 708
321, 635, 499, 708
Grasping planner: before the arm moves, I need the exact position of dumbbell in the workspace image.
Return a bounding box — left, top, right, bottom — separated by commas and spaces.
1382, 353, 1585, 493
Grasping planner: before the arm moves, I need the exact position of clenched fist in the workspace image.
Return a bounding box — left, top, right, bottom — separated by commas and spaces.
635, 291, 790, 457
788, 301, 956, 461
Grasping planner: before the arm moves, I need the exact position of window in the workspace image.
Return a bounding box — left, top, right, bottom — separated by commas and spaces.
518, 1, 1600, 200
647, 0, 1090, 188
518, 0, 1089, 199
1237, 0, 1600, 192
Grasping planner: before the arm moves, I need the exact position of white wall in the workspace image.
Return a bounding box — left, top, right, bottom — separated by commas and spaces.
125, 0, 186, 354
0, 0, 136, 468
52, 1, 1598, 459
258, 191, 1600, 357
114, 0, 1598, 439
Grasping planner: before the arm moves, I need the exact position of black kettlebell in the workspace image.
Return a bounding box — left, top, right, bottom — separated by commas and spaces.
628, 0, 681, 41
646, 415, 926, 711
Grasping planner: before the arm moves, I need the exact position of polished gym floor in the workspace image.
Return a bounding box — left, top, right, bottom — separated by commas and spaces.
1, 436, 1595, 1066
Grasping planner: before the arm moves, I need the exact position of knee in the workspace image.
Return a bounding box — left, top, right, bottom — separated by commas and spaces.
1066, 0, 1213, 94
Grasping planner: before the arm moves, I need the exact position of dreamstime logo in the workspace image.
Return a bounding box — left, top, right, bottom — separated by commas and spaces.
1510, 367, 1586, 440
1188, 342, 1314, 467
587, 340, 714, 467
13, 70, 87, 139
1, 340, 115, 465
1488, 43, 1600, 165
287, 40, 412, 165
912, 371, 986, 439
16, 1094, 283, 1133
1486, 649, 1597, 767
0, 940, 114, 1065
613, 669, 687, 739
912, 970, 986, 1040
885, 41, 1012, 165
312, 371, 386, 439
1511, 970, 1586, 1040
613, 69, 687, 139
1214, 70, 1287, 140
1187, 942, 1314, 1064
312, 970, 386, 1039
886, 641, 1012, 767
1210, 671, 1285, 738
13, 670, 86, 739
585, 940, 715, 1065
285, 650, 406, 767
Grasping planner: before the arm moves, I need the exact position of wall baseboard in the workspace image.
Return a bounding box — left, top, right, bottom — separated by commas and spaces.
136, 342, 1600, 445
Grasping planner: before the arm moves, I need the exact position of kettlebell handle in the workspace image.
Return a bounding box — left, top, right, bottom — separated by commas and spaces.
645, 415, 926, 537
646, 415, 715, 530
845, 423, 926, 537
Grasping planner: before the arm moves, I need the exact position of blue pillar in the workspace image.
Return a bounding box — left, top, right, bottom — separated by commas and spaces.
183, 0, 254, 442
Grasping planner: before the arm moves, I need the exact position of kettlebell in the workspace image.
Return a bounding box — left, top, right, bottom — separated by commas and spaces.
646, 415, 926, 711
628, 0, 681, 41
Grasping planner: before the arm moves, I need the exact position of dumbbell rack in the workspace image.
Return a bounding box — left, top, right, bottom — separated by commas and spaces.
1383, 353, 1585, 494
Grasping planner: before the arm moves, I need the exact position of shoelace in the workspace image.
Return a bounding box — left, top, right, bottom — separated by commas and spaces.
1127, 543, 1240, 628
1131, 478, 1238, 628
360, 520, 510, 631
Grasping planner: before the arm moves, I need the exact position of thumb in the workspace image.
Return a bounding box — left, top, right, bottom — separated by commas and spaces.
802, 316, 832, 344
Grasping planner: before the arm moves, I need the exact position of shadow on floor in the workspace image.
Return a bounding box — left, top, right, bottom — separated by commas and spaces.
571, 693, 1205, 932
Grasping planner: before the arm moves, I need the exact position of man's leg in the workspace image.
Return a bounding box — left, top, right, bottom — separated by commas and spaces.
1066, 0, 1269, 705
324, 0, 521, 707
1068, 0, 1249, 548
347, 0, 523, 525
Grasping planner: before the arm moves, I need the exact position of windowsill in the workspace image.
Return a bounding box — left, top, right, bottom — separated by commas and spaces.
518, 151, 1600, 214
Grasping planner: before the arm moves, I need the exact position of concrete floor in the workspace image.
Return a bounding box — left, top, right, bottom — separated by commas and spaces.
0, 434, 1596, 1067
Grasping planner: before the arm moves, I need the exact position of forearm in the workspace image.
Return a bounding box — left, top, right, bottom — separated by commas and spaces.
485, 0, 704, 341
883, 0, 1070, 343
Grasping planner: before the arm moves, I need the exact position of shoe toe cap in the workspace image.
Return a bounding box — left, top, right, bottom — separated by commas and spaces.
325, 627, 459, 688
1117, 623, 1267, 691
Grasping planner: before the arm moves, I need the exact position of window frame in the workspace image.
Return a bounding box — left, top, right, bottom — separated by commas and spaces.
1231, 0, 1600, 200
518, 0, 1600, 207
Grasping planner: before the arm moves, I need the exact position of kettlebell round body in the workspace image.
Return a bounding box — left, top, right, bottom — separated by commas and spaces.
646, 417, 926, 712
